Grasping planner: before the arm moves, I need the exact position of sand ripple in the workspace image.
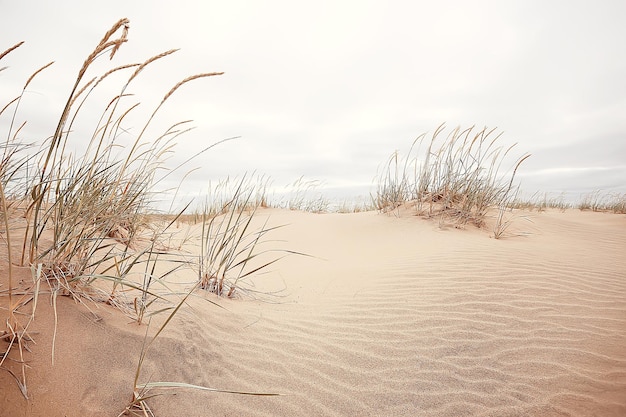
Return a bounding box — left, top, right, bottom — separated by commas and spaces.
145, 210, 626, 416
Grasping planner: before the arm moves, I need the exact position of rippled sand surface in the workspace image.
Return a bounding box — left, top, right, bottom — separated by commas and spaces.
2, 209, 625, 416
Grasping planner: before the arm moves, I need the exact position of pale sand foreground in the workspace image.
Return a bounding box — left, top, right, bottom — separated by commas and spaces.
1, 208, 625, 416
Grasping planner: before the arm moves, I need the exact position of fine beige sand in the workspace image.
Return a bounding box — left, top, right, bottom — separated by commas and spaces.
1, 208, 625, 416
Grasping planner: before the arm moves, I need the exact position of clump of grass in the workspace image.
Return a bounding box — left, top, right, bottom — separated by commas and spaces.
282, 176, 329, 213
3, 19, 284, 414
374, 123, 530, 233
492, 197, 534, 239
22, 35, 222, 294
203, 174, 272, 217
511, 191, 571, 212
335, 198, 375, 213
579, 191, 626, 213
372, 150, 412, 214
198, 175, 298, 298
0, 17, 230, 403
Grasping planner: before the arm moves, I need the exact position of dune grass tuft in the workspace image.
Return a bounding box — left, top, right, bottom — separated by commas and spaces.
579, 191, 626, 214
198, 175, 301, 298
374, 123, 530, 236
1, 18, 282, 411
510, 192, 571, 212
283, 176, 329, 213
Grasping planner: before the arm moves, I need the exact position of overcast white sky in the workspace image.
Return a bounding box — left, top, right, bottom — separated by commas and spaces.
1, 0, 625, 207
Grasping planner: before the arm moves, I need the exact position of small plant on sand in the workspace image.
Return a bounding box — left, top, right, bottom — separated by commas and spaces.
283, 176, 329, 213
336, 198, 374, 213
203, 173, 272, 216
579, 191, 626, 214
199, 175, 298, 298
374, 123, 530, 232
508, 192, 571, 212
492, 192, 533, 239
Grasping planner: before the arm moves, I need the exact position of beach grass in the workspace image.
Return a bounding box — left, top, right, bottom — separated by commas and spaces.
373, 123, 530, 236
511, 191, 572, 212
199, 176, 285, 298
578, 191, 626, 214
0, 18, 279, 412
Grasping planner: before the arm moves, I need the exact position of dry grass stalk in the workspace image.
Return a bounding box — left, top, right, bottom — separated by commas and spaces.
162, 72, 224, 103
0, 41, 25, 61
128, 49, 179, 85
24, 61, 54, 90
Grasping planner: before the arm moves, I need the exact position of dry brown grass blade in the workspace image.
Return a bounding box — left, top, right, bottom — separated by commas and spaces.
109, 21, 129, 59
24, 61, 54, 90
128, 49, 179, 84
162, 72, 224, 103
0, 97, 20, 117
0, 174, 15, 327
0, 41, 25, 61
95, 18, 130, 53
3, 62, 54, 154
66, 76, 97, 109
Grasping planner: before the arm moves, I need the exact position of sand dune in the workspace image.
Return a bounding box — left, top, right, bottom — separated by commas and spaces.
1, 208, 625, 416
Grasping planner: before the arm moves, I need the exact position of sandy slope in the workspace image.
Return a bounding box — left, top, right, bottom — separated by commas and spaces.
1, 208, 625, 416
